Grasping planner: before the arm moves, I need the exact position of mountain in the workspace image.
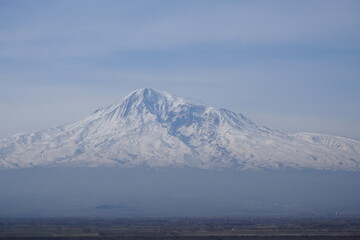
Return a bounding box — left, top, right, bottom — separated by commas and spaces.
0, 88, 359, 170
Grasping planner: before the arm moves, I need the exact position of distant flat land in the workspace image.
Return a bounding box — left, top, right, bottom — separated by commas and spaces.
1, 217, 360, 240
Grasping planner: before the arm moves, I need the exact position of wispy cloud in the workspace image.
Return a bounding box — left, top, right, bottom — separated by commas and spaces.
1, 0, 359, 59
0, 0, 359, 138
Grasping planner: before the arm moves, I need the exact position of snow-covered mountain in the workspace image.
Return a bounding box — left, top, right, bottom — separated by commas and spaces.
0, 88, 359, 170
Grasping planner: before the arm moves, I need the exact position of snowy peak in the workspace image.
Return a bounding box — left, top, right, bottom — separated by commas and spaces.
0, 88, 359, 171
114, 88, 256, 129
120, 88, 183, 118
90, 88, 251, 131
92, 88, 198, 121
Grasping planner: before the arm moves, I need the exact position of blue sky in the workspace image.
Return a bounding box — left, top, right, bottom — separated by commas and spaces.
1, 0, 359, 139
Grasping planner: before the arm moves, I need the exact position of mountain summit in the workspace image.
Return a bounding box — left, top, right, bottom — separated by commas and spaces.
0, 88, 359, 170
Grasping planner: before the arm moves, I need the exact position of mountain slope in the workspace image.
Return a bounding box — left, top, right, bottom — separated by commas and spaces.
0, 88, 359, 170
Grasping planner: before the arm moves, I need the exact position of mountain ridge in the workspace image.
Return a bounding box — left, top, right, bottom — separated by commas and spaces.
0, 88, 359, 170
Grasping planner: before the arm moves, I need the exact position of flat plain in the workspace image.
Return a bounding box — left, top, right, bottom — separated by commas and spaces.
1, 217, 360, 240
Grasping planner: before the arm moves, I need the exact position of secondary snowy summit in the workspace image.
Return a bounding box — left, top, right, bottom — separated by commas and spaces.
0, 88, 359, 170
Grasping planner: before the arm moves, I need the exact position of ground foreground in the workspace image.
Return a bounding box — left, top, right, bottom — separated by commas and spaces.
1, 217, 360, 240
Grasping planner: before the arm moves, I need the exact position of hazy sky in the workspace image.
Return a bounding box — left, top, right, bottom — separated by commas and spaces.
1, 0, 359, 139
